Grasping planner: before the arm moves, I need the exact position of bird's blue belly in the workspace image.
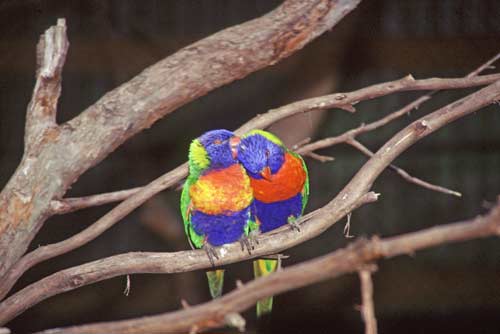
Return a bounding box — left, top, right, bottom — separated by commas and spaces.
191, 206, 250, 246
254, 193, 303, 233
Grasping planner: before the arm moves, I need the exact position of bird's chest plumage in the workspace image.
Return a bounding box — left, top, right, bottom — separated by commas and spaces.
189, 164, 253, 215
250, 152, 306, 203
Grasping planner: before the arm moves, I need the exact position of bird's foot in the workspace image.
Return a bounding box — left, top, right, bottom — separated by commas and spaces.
203, 243, 219, 267
287, 216, 301, 232
248, 229, 261, 246
239, 235, 254, 255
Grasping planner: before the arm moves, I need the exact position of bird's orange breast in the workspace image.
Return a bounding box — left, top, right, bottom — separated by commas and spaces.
190, 164, 253, 215
250, 152, 306, 203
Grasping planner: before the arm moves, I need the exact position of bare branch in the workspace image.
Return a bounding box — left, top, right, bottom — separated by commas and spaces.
0, 163, 187, 301
48, 73, 500, 214
50, 187, 142, 215
307, 152, 335, 162
1, 80, 498, 323
0, 73, 487, 303
358, 266, 378, 334
1, 71, 499, 304
0, 0, 362, 279
298, 52, 500, 156
32, 199, 500, 334
296, 55, 500, 195
24, 18, 68, 150
466, 52, 500, 77
236, 73, 500, 134
347, 139, 462, 197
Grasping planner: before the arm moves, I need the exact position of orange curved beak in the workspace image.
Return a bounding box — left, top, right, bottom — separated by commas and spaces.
260, 166, 272, 181
229, 136, 241, 159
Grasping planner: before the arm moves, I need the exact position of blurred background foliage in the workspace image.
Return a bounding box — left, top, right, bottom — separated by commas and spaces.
1, 1, 500, 333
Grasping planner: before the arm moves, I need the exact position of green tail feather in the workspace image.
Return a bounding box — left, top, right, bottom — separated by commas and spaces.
206, 269, 225, 299
254, 259, 278, 317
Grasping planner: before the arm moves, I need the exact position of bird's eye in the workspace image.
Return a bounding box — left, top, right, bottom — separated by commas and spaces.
265, 149, 270, 157
213, 139, 222, 145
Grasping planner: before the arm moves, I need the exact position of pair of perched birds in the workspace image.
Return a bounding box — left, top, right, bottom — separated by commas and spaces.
180, 129, 309, 316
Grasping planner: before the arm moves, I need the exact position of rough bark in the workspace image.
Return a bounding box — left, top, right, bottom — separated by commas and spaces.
0, 0, 362, 277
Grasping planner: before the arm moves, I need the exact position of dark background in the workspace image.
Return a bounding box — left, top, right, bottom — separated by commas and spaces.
1, 1, 500, 333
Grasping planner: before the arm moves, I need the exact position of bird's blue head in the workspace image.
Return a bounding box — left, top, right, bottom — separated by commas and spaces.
189, 129, 240, 174
237, 130, 285, 180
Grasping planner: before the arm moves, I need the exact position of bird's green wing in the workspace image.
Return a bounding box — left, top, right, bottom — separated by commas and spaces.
290, 150, 309, 214
180, 175, 204, 249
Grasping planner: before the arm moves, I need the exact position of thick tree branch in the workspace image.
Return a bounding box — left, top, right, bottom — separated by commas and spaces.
0, 164, 187, 301
0, 18, 70, 281
0, 0, 362, 279
1, 80, 498, 324
33, 199, 500, 334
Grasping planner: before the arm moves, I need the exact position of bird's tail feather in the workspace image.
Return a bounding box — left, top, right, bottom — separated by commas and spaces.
206, 269, 225, 299
254, 259, 278, 317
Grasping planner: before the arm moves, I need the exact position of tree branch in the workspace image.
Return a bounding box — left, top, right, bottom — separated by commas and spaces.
1, 73, 497, 303
295, 53, 500, 195
466, 52, 500, 77
358, 266, 378, 334
50, 187, 143, 215
297, 57, 500, 157
32, 199, 500, 334
49, 73, 500, 214
0, 0, 362, 279
24, 18, 68, 150
1, 79, 498, 324
347, 139, 462, 197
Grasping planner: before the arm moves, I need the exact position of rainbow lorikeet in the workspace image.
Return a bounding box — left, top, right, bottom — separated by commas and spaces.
236, 129, 309, 317
180, 129, 255, 299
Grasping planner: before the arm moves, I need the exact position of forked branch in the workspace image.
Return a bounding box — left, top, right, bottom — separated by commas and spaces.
33, 199, 500, 334
1, 72, 497, 303
0, 0, 363, 280
1, 79, 499, 324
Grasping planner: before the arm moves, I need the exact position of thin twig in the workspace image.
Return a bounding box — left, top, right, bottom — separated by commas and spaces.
307, 152, 335, 162
466, 52, 500, 77
347, 139, 462, 197
32, 199, 500, 334
1, 80, 499, 323
344, 212, 354, 238
359, 266, 378, 334
50, 187, 143, 215
123, 275, 131, 297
